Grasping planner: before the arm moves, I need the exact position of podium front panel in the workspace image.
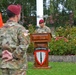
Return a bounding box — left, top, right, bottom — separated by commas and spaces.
34, 42, 48, 48
30, 33, 52, 43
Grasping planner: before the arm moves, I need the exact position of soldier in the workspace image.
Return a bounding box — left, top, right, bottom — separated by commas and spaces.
0, 4, 30, 75
35, 19, 51, 33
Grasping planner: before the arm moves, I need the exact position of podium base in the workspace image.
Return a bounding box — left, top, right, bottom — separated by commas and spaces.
33, 66, 51, 69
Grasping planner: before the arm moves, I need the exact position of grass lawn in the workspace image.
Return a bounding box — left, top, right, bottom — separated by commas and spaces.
0, 62, 76, 75
27, 62, 76, 75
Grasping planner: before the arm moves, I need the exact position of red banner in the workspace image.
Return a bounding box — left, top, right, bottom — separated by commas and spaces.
0, 13, 3, 28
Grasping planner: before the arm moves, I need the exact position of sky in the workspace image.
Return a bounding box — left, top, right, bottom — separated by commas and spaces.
46, 0, 50, 9
46, 0, 68, 13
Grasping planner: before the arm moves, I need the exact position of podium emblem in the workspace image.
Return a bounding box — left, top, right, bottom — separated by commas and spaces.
34, 50, 48, 66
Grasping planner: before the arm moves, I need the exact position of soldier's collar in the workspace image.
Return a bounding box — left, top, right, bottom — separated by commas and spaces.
7, 20, 16, 23
6, 21, 17, 26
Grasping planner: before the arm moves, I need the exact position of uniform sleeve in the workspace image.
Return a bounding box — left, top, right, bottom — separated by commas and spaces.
13, 26, 30, 59
48, 27, 51, 33
45, 26, 51, 33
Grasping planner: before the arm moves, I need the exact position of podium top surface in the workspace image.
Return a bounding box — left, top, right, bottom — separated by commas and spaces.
30, 33, 52, 42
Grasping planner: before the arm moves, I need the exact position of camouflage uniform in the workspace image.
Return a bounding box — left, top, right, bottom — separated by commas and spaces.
35, 26, 51, 33
0, 21, 30, 75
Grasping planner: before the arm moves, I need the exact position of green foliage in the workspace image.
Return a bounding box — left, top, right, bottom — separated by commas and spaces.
1, 0, 76, 27
69, 26, 76, 39
27, 25, 35, 53
49, 38, 68, 55
0, 0, 36, 23
27, 43, 34, 53
49, 26, 76, 55
49, 38, 76, 55
28, 25, 35, 34
56, 26, 65, 36
50, 0, 76, 27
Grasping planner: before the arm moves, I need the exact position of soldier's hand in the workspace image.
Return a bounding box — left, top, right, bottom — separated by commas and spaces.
2, 50, 13, 61
24, 30, 30, 36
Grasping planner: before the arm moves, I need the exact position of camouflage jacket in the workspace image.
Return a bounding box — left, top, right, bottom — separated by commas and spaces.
35, 26, 51, 33
0, 21, 30, 69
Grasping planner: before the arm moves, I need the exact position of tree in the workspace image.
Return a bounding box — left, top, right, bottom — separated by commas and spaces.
49, 0, 76, 27
0, 0, 36, 24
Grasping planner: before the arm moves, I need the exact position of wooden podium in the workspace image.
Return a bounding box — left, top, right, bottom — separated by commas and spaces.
30, 33, 52, 68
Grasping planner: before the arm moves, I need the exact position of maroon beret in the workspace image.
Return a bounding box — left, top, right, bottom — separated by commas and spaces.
39, 19, 44, 24
7, 4, 21, 15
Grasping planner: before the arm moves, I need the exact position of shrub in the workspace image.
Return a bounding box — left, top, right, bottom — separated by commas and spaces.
49, 26, 76, 55
27, 25, 35, 53
49, 38, 69, 55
